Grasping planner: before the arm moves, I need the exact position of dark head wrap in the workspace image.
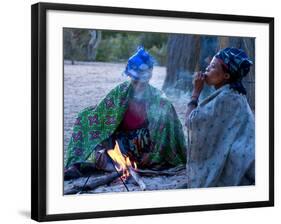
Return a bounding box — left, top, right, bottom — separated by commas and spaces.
215, 47, 253, 95
123, 46, 155, 82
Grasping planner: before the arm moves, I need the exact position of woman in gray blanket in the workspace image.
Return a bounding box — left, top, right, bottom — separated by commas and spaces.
185, 47, 255, 188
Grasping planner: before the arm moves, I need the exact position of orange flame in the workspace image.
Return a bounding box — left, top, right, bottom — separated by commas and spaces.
107, 141, 137, 180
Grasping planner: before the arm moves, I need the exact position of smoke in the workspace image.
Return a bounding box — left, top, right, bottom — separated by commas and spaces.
164, 69, 214, 101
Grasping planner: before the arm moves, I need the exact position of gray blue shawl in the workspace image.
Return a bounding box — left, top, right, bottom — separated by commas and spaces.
186, 84, 255, 188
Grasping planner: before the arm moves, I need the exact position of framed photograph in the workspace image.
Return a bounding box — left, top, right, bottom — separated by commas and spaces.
31, 2, 274, 222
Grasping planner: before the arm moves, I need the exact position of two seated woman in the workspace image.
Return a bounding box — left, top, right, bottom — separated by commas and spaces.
65, 46, 255, 188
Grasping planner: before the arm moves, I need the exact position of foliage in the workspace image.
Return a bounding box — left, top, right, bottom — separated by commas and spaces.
63, 28, 168, 65
63, 28, 92, 61
95, 33, 140, 62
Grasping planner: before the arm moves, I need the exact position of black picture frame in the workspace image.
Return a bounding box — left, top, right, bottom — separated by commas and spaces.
31, 2, 274, 222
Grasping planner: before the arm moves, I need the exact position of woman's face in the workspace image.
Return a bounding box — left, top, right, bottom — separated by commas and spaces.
204, 57, 230, 89
131, 80, 148, 93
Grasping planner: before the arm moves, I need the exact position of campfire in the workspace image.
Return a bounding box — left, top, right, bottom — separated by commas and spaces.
107, 141, 146, 191
64, 142, 187, 195
107, 141, 137, 180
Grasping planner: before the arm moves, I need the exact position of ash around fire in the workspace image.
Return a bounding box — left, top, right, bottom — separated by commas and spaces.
64, 165, 187, 195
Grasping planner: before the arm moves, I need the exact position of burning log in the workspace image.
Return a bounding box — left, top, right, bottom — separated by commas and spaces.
136, 165, 186, 177
79, 172, 119, 191
64, 172, 119, 195
127, 166, 146, 191
107, 141, 146, 191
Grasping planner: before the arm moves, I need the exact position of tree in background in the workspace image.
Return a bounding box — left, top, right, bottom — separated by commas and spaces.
64, 28, 101, 63
87, 30, 102, 61
163, 34, 201, 95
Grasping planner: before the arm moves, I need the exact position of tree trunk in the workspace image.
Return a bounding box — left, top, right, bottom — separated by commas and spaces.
163, 34, 201, 93
87, 30, 102, 61
163, 34, 217, 98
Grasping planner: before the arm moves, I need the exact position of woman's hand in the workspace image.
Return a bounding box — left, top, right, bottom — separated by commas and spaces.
192, 71, 205, 99
185, 71, 205, 127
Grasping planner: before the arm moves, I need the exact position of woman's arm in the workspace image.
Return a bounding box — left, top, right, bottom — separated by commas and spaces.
185, 72, 205, 127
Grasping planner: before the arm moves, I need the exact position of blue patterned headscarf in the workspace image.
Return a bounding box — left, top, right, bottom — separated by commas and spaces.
215, 47, 253, 95
123, 47, 154, 82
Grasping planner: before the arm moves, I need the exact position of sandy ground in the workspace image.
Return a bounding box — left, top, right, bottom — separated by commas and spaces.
64, 61, 189, 154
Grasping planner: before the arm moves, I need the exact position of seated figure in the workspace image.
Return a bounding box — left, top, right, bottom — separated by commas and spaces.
64, 47, 187, 179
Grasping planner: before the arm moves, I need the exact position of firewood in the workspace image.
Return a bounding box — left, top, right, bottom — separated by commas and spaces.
128, 167, 146, 191
81, 172, 119, 190
64, 172, 119, 195
175, 182, 187, 189
136, 165, 186, 176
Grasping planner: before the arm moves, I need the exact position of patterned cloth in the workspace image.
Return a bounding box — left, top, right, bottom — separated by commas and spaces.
114, 128, 152, 165
186, 84, 255, 187
89, 127, 151, 170
65, 81, 187, 169
215, 47, 253, 95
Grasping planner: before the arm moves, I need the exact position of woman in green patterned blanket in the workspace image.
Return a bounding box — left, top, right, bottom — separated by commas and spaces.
64, 47, 186, 179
